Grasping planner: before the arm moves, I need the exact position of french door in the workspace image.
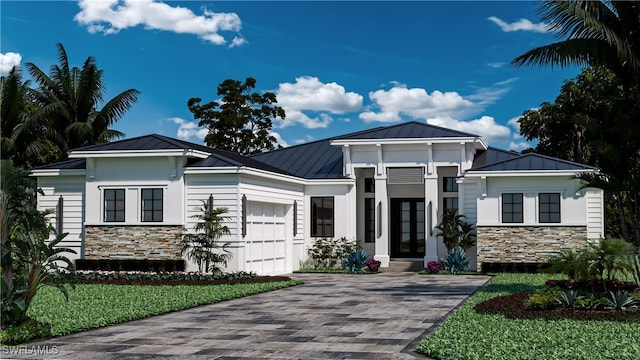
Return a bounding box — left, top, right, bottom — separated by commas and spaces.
390, 198, 425, 258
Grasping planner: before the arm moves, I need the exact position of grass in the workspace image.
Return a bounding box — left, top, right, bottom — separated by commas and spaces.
417, 273, 640, 360
25, 280, 301, 337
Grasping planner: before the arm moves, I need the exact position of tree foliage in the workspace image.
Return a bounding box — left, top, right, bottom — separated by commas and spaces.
512, 0, 640, 89
518, 66, 640, 245
188, 77, 285, 155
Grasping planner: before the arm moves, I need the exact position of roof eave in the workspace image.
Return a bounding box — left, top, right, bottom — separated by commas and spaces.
330, 136, 487, 149
464, 169, 598, 177
69, 149, 211, 159
30, 169, 87, 177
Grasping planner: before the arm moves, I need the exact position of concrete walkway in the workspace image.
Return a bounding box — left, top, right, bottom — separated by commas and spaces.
7, 273, 490, 359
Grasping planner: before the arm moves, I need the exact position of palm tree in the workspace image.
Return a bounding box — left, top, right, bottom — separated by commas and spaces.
512, 1, 640, 89
26, 43, 139, 154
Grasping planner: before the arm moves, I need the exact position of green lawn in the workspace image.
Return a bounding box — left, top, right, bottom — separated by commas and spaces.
26, 280, 301, 337
417, 273, 640, 360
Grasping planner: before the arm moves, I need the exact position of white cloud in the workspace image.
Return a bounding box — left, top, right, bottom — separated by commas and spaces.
488, 16, 549, 33
169, 117, 208, 142
509, 141, 530, 151
359, 83, 473, 123
426, 116, 511, 144
276, 76, 363, 128
488, 62, 504, 69
507, 115, 522, 137
294, 135, 315, 145
0, 52, 22, 75
270, 131, 288, 148
75, 0, 244, 46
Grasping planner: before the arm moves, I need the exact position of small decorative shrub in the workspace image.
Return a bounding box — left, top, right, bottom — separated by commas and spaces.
0, 318, 52, 346
343, 249, 369, 273
524, 286, 563, 310
426, 260, 444, 274
574, 293, 609, 310
557, 289, 582, 309
441, 247, 469, 274
364, 258, 381, 272
307, 237, 358, 269
607, 291, 637, 311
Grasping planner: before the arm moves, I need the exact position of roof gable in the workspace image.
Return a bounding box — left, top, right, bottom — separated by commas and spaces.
334, 121, 479, 140
469, 152, 598, 172
71, 134, 216, 153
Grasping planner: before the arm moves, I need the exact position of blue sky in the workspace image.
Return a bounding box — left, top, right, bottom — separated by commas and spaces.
1, 1, 581, 151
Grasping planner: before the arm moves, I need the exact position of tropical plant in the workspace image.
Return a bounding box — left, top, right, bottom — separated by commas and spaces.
307, 237, 357, 269
441, 247, 469, 275
512, 1, 640, 90
364, 257, 381, 272
557, 289, 582, 309
606, 290, 637, 311
188, 77, 285, 155
180, 202, 232, 274
26, 43, 139, 155
545, 249, 589, 280
435, 209, 476, 252
342, 249, 369, 274
627, 252, 640, 286
582, 237, 634, 281
1, 160, 76, 327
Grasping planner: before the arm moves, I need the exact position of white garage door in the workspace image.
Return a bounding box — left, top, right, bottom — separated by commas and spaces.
246, 202, 287, 275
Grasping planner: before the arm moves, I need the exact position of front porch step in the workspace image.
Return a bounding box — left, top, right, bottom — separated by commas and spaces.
381, 260, 424, 273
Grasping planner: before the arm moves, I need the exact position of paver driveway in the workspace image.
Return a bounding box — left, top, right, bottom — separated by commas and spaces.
6, 273, 490, 360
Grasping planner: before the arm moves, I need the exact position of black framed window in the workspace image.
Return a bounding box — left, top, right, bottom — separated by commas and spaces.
443, 197, 458, 212
443, 177, 458, 192
502, 193, 523, 223
539, 193, 561, 223
364, 178, 375, 193
311, 197, 334, 237
142, 188, 163, 222
104, 189, 125, 222
364, 198, 375, 243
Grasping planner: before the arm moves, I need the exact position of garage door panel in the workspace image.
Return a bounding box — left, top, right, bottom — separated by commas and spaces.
246, 201, 287, 275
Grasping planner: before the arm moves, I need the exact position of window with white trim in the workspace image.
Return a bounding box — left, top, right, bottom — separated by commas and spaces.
104, 189, 125, 222
502, 193, 523, 223
141, 188, 163, 222
311, 197, 334, 237
539, 193, 561, 223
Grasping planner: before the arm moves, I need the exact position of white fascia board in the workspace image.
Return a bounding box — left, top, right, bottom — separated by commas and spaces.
184, 166, 307, 185
69, 149, 210, 159
305, 178, 355, 186
464, 169, 597, 177
30, 169, 86, 177
331, 137, 488, 149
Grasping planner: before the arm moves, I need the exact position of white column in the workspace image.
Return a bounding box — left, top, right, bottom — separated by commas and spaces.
424, 170, 439, 265
374, 174, 389, 267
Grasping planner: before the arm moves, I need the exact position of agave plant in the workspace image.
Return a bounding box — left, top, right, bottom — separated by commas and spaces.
441, 247, 469, 275
343, 249, 369, 274
557, 289, 582, 309
607, 291, 637, 311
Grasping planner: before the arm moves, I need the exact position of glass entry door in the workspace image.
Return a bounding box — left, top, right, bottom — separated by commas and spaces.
390, 198, 425, 258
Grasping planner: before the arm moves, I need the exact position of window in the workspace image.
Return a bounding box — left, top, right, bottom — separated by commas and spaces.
443, 177, 458, 192
364, 178, 375, 193
311, 197, 334, 237
539, 193, 561, 223
443, 197, 458, 212
141, 188, 163, 222
502, 193, 523, 223
364, 198, 375, 243
104, 189, 125, 222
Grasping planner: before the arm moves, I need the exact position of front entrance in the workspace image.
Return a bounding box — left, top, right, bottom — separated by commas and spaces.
390, 198, 425, 258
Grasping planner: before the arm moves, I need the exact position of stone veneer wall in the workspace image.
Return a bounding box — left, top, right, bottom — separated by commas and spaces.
476, 226, 588, 271
85, 225, 183, 259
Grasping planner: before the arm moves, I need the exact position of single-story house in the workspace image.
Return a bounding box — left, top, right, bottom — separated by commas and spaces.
32, 121, 604, 274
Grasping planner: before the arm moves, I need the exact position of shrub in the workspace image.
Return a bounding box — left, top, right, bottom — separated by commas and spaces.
435, 209, 476, 252
607, 291, 637, 311
524, 286, 562, 310
307, 237, 357, 269
426, 260, 443, 274
441, 247, 469, 274
364, 258, 381, 272
343, 249, 369, 274
0, 318, 51, 346
180, 202, 232, 274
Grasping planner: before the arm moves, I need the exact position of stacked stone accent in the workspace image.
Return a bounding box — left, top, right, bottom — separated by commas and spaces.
476, 226, 588, 271
85, 225, 183, 259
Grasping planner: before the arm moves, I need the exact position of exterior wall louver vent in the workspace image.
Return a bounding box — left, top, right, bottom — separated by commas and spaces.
387, 167, 424, 184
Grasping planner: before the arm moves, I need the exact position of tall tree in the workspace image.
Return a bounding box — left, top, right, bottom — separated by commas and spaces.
26, 43, 139, 155
519, 66, 640, 245
188, 77, 285, 155
512, 1, 640, 89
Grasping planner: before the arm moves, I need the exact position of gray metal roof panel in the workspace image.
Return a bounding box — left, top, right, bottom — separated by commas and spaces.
469, 152, 598, 172
334, 121, 479, 140
71, 134, 216, 153
32, 159, 86, 170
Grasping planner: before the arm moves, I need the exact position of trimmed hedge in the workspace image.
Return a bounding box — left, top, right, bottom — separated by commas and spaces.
75, 259, 185, 272
481, 262, 549, 273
